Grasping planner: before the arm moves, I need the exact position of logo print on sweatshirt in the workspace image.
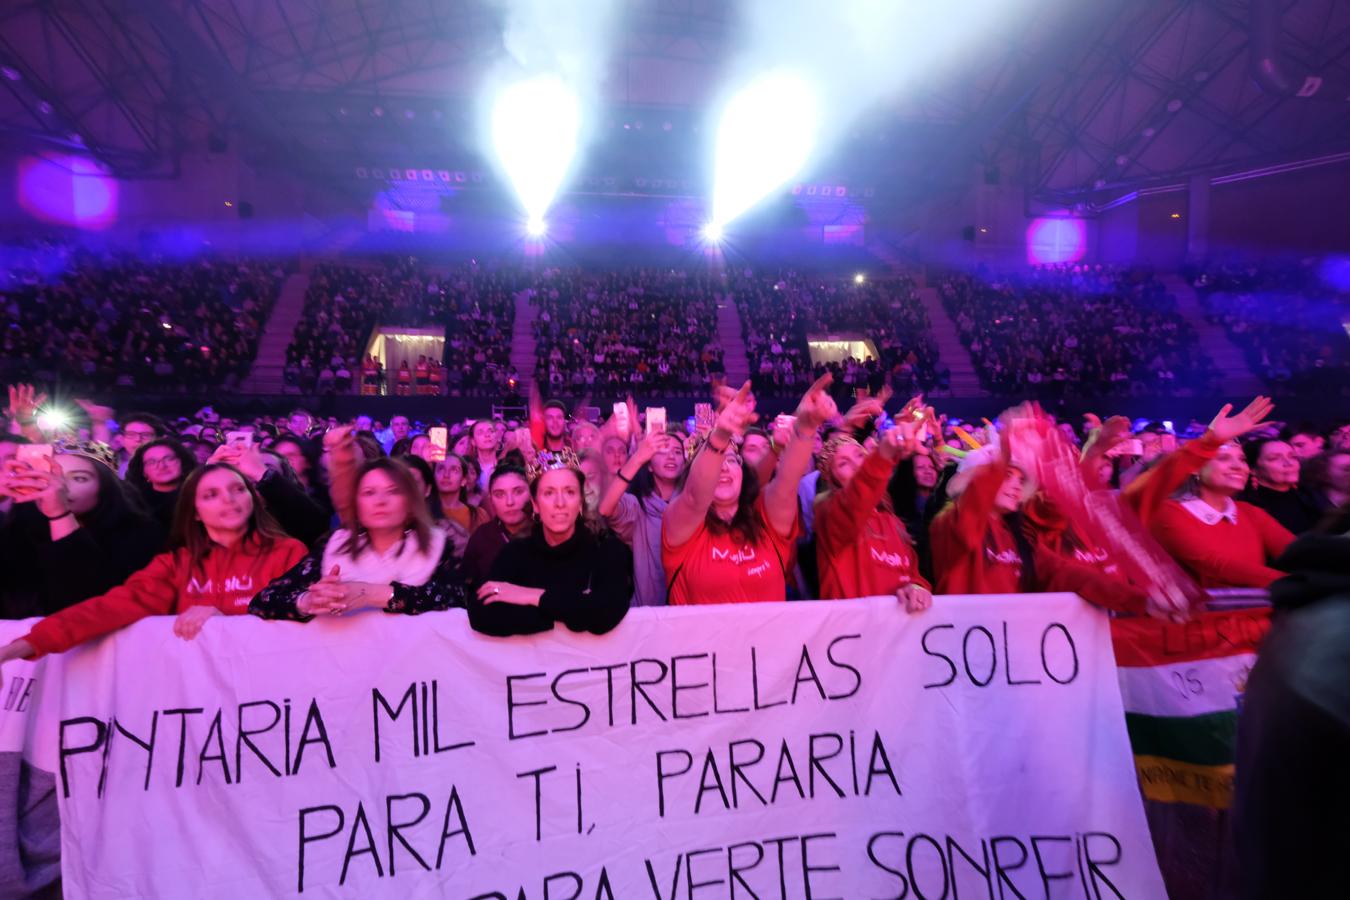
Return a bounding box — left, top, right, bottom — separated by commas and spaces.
711, 546, 757, 565
870, 546, 910, 569
186, 575, 255, 595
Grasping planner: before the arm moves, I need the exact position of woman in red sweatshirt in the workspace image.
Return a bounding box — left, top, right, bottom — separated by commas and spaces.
0, 463, 306, 667
1147, 403, 1294, 589
814, 425, 932, 610
1019, 399, 1279, 614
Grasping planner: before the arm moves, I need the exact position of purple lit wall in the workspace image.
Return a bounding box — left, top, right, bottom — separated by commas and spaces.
1025, 217, 1087, 265
17, 154, 118, 230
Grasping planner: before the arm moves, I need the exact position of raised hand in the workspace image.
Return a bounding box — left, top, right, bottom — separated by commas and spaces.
1208, 396, 1275, 444
843, 384, 893, 431
74, 399, 114, 423
794, 373, 838, 432
6, 384, 46, 424
322, 425, 355, 453
712, 380, 758, 442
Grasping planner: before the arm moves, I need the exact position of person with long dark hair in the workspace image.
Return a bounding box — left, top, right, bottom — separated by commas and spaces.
461, 462, 532, 591
599, 429, 686, 606
0, 441, 164, 614
125, 437, 198, 528
1239, 437, 1322, 534
435, 454, 488, 534
0, 464, 306, 671
250, 456, 467, 620
661, 378, 831, 605
470, 451, 632, 636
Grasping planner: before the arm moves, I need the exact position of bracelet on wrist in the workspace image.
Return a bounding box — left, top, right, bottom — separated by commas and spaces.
43, 510, 74, 522
706, 433, 731, 453
616, 471, 632, 484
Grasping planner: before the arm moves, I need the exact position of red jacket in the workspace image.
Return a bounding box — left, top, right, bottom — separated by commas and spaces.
815, 451, 929, 599
26, 535, 307, 657
931, 460, 1151, 612
1149, 500, 1293, 589
930, 461, 1024, 595
1022, 433, 1226, 595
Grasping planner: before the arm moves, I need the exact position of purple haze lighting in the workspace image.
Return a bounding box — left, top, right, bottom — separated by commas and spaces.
17, 154, 118, 230
1319, 256, 1350, 292
1026, 217, 1086, 265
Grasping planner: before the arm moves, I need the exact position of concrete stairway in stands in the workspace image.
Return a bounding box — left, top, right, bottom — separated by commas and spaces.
241, 265, 311, 394
1159, 274, 1265, 396
716, 291, 751, 385
509, 287, 539, 387
916, 286, 984, 398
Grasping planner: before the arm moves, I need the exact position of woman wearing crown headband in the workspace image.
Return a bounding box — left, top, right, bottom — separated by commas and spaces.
813, 405, 932, 611
0, 463, 307, 675
251, 435, 468, 621
661, 376, 834, 605
0, 440, 164, 616
470, 449, 633, 636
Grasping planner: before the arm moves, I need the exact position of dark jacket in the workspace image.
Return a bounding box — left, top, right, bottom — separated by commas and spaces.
462, 519, 516, 592
256, 469, 332, 549
1239, 484, 1323, 536
470, 527, 632, 637
1234, 532, 1350, 900
13, 503, 165, 615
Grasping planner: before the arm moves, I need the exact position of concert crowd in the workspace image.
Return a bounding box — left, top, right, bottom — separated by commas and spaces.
0, 372, 1345, 666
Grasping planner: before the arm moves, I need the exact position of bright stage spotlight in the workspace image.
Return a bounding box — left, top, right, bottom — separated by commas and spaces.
853, 272, 866, 285
526, 217, 547, 238
709, 71, 818, 233
702, 222, 724, 243
491, 75, 579, 231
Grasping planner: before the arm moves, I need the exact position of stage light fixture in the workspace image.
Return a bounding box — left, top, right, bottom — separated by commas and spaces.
854, 273, 865, 285
702, 222, 723, 243
491, 75, 580, 232
708, 71, 818, 235
526, 217, 547, 238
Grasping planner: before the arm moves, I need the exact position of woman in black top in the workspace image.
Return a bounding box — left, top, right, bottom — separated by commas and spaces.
126, 438, 198, 528
0, 442, 164, 615
471, 453, 632, 637
1241, 438, 1323, 534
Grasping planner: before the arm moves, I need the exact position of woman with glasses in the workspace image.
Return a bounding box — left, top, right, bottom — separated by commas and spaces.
126, 438, 199, 528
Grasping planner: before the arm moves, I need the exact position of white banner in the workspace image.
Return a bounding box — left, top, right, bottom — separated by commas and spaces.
16, 594, 1163, 898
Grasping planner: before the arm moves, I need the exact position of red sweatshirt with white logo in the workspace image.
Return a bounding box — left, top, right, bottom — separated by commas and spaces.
815, 451, 930, 599
25, 534, 307, 657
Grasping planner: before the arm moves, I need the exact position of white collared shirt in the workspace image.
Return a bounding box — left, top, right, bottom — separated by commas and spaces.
1179, 496, 1239, 526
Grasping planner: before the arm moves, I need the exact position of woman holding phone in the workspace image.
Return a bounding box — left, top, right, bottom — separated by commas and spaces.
0, 441, 164, 614
0, 463, 306, 672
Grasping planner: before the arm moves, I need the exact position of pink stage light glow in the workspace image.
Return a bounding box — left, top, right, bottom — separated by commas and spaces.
1025, 216, 1086, 265
17, 154, 118, 230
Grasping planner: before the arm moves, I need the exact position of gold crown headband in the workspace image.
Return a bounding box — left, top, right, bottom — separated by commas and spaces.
54, 439, 118, 472
527, 448, 582, 482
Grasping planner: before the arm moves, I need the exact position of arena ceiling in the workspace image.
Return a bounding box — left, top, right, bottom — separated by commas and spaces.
2, 0, 1349, 206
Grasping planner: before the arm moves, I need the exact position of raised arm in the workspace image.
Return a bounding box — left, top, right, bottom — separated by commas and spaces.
663, 381, 756, 547
764, 374, 839, 538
